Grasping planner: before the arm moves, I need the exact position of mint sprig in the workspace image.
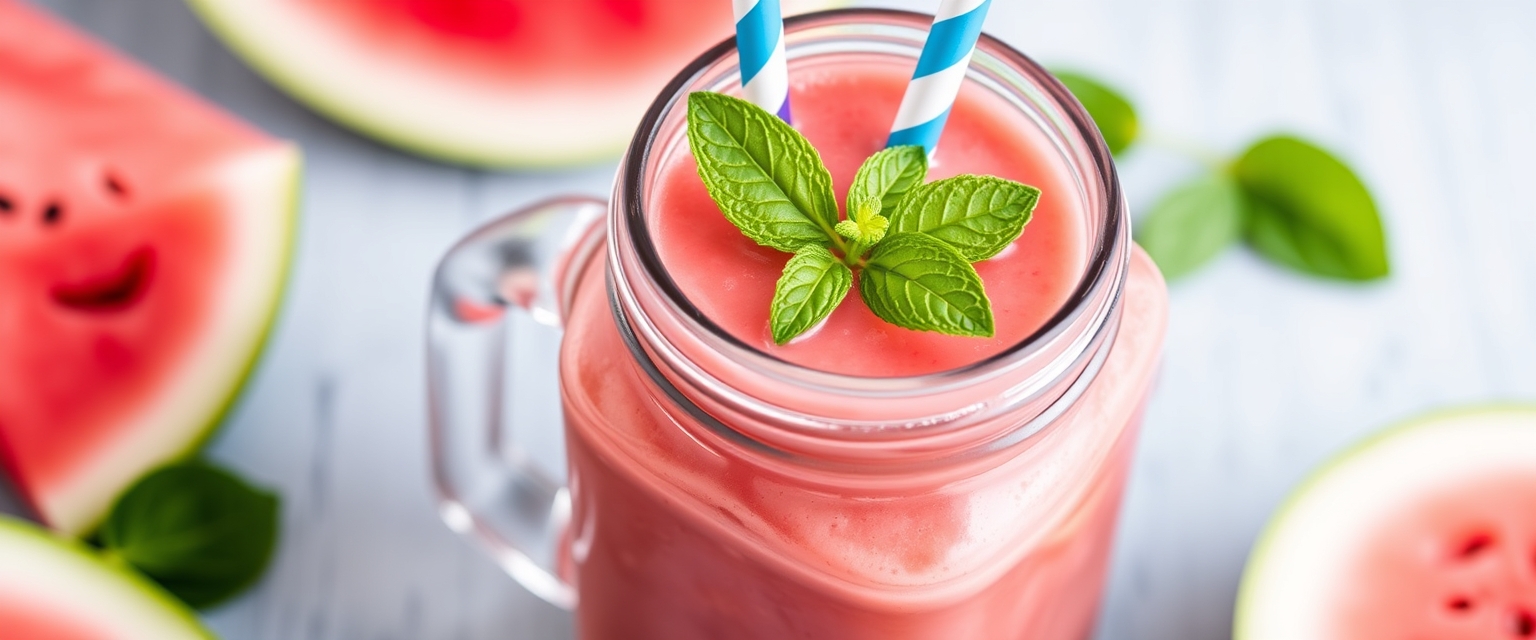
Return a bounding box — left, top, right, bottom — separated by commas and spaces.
686, 92, 1040, 344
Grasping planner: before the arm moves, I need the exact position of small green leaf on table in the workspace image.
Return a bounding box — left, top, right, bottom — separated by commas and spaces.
1055, 71, 1139, 155
686, 92, 840, 252
1136, 173, 1244, 280
99, 461, 280, 610
859, 233, 994, 337
770, 245, 853, 345
887, 175, 1039, 261
1234, 135, 1389, 281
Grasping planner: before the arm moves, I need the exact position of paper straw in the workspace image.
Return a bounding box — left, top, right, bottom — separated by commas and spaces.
733, 0, 793, 122
887, 0, 992, 152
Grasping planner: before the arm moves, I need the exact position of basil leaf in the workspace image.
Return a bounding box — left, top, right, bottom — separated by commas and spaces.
1135, 173, 1244, 280
686, 92, 839, 252
769, 245, 852, 344
859, 233, 994, 337
886, 175, 1040, 261
1055, 71, 1139, 155
848, 145, 928, 217
100, 461, 280, 610
1234, 135, 1389, 280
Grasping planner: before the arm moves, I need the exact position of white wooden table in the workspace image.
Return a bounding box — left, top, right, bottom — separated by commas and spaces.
19, 1, 1536, 638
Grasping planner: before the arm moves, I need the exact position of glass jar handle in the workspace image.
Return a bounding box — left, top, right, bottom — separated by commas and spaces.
426, 196, 606, 611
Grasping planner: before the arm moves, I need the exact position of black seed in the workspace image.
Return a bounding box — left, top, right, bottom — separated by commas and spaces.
0, 195, 11, 213
42, 201, 62, 225
1513, 609, 1534, 637
104, 172, 128, 198
1458, 533, 1495, 559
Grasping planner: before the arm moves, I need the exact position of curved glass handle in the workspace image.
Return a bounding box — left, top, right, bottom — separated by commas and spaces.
426, 196, 606, 611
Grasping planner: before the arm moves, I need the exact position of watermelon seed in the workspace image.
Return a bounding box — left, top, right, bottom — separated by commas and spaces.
1512, 608, 1534, 636
1458, 533, 1495, 560
104, 172, 129, 199
0, 195, 12, 213
1446, 596, 1474, 613
42, 201, 62, 225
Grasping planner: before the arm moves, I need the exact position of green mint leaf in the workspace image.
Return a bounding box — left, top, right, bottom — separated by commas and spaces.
1136, 173, 1244, 280
887, 175, 1040, 261
770, 245, 853, 344
859, 233, 994, 337
848, 145, 928, 217
99, 461, 280, 610
686, 92, 840, 252
1234, 135, 1389, 280
1054, 71, 1139, 156
834, 212, 888, 247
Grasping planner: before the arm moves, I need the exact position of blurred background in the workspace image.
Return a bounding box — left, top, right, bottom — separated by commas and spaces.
12, 0, 1535, 638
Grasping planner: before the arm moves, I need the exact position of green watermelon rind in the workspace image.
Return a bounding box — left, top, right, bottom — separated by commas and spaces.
53, 146, 303, 538
183, 0, 601, 169
0, 516, 214, 639
1233, 403, 1536, 639
182, 0, 848, 169
174, 149, 303, 461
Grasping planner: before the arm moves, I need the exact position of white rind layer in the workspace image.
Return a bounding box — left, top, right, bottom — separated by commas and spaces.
1235, 406, 1536, 639
185, 0, 841, 167
0, 517, 212, 638
41, 145, 301, 536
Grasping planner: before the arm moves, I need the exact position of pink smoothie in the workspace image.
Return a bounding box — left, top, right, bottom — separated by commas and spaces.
650, 60, 1087, 376
556, 56, 1169, 640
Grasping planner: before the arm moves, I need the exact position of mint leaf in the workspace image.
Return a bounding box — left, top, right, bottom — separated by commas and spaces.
1234, 135, 1389, 280
1054, 71, 1139, 155
769, 245, 853, 344
860, 233, 993, 337
848, 145, 928, 217
834, 214, 888, 247
99, 461, 279, 609
1136, 173, 1244, 280
686, 92, 840, 252
887, 175, 1040, 261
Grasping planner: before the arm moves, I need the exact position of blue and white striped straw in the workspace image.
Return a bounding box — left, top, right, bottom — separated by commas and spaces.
887, 0, 992, 152
733, 0, 792, 122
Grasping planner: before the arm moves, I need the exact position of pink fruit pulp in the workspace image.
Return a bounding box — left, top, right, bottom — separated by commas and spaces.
1334, 472, 1536, 639
0, 598, 110, 640
302, 0, 737, 87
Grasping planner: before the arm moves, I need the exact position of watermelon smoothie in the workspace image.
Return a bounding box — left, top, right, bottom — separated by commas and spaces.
541, 11, 1169, 639
651, 62, 1085, 376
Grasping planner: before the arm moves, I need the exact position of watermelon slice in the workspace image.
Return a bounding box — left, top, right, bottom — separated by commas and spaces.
0, 0, 300, 536
1236, 406, 1536, 639
0, 515, 213, 640
184, 0, 841, 167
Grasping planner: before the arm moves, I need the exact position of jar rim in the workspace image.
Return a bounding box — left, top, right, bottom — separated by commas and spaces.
613, 7, 1128, 400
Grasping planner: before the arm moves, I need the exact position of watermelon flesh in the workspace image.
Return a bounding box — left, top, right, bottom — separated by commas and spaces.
1335, 472, 1536, 638
0, 0, 299, 536
0, 515, 212, 639
185, 0, 840, 167
1237, 407, 1536, 639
